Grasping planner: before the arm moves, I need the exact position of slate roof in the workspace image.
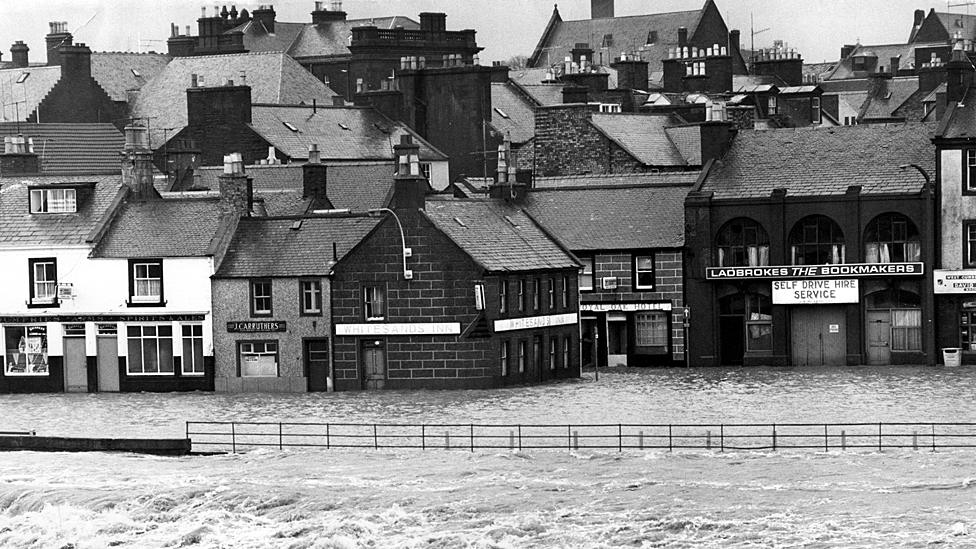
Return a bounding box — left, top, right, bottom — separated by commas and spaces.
0, 123, 124, 174
531, 8, 703, 77
248, 105, 445, 161
589, 114, 688, 166
825, 42, 942, 80
92, 195, 226, 258
860, 77, 920, 120
194, 162, 394, 214
226, 16, 419, 60
937, 87, 976, 139
0, 174, 124, 247
524, 175, 694, 250
490, 82, 537, 144
935, 12, 976, 41
130, 52, 338, 148
702, 123, 936, 199
532, 171, 699, 189
215, 214, 379, 278
0, 65, 62, 122
663, 126, 702, 165
90, 52, 172, 102
423, 197, 579, 272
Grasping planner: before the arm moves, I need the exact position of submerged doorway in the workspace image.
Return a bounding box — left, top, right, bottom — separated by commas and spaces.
791, 306, 846, 366
361, 339, 386, 390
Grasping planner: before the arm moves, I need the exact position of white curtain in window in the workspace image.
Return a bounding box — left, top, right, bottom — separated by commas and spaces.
758, 245, 769, 266
747, 246, 758, 266
879, 243, 891, 264
905, 241, 921, 262
865, 243, 879, 263
718, 248, 726, 267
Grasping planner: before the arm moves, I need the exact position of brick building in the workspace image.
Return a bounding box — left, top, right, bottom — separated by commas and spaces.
329, 137, 581, 390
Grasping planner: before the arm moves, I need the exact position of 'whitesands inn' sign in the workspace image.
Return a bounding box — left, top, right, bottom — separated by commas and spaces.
706, 262, 923, 280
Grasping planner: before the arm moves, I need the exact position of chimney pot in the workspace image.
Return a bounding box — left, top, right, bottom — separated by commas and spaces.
308, 143, 321, 164
223, 152, 244, 175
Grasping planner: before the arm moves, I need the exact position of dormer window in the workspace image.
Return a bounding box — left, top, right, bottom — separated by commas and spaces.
30, 188, 77, 213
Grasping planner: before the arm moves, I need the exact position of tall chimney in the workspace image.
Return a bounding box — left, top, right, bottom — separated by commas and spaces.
678, 27, 688, 48
122, 124, 157, 201
591, 0, 614, 19
489, 138, 527, 202
391, 135, 426, 210
58, 43, 92, 81
45, 21, 72, 66
10, 41, 28, 68
729, 30, 740, 57
0, 135, 40, 175
303, 144, 331, 205
252, 5, 276, 33
947, 40, 975, 104
218, 152, 252, 216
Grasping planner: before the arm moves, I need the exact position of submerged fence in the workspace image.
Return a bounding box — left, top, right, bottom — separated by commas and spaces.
186, 421, 976, 454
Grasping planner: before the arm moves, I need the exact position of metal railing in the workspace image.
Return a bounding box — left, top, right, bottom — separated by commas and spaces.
185, 422, 976, 454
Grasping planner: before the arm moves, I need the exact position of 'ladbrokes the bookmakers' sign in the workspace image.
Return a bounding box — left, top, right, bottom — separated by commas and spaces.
706, 263, 923, 280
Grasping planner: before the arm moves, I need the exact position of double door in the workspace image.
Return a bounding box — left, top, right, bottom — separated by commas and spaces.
791, 306, 847, 366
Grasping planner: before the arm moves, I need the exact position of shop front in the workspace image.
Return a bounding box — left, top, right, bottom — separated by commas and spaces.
706, 262, 926, 366
934, 270, 976, 365
579, 302, 674, 368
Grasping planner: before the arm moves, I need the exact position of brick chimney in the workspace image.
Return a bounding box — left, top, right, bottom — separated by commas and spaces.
591, 0, 614, 19
946, 40, 975, 104
489, 138, 527, 203
611, 58, 649, 90
729, 30, 740, 58
167, 23, 196, 57
420, 12, 447, 32
252, 5, 276, 33
121, 124, 157, 201
218, 152, 252, 216
10, 41, 28, 68
186, 85, 252, 128
391, 135, 427, 210
58, 43, 92, 81
678, 27, 688, 48
303, 143, 332, 207
45, 21, 72, 66
0, 135, 39, 175
312, 1, 347, 23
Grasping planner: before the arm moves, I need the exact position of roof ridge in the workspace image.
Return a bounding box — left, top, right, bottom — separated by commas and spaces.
172, 50, 286, 62
562, 8, 701, 24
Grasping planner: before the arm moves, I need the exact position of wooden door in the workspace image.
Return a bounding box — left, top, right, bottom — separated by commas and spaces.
96, 335, 119, 392
305, 339, 330, 392
792, 307, 847, 366
865, 310, 891, 365
361, 341, 386, 390
63, 337, 88, 392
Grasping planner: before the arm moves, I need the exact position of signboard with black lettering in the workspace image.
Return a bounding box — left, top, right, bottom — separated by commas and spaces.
771, 279, 859, 305
934, 270, 976, 294
706, 263, 923, 280
227, 321, 287, 333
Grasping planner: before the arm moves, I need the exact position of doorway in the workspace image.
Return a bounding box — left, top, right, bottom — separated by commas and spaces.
96, 324, 119, 392
791, 306, 847, 366
305, 339, 330, 392
361, 339, 386, 390
63, 324, 87, 392
865, 310, 891, 365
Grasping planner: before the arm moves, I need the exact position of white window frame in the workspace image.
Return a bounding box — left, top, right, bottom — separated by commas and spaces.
562, 335, 571, 369
579, 257, 594, 291
126, 324, 175, 375
131, 261, 162, 303
30, 188, 76, 214
549, 337, 557, 370
239, 341, 279, 377
364, 286, 386, 321
31, 260, 57, 303
518, 341, 526, 373
634, 255, 655, 290
499, 279, 508, 313
251, 279, 273, 316
500, 341, 509, 376
181, 324, 205, 376
300, 279, 322, 315
635, 312, 668, 347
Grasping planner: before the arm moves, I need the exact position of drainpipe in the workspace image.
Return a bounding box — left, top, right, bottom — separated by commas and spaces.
901, 163, 936, 366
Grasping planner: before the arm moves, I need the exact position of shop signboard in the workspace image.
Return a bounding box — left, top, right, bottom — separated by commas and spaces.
493, 313, 579, 332
771, 279, 859, 305
227, 321, 287, 333
934, 270, 976, 294
335, 323, 461, 336
706, 262, 923, 280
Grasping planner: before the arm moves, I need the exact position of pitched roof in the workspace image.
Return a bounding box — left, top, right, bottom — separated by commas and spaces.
663, 126, 702, 165
0, 174, 124, 247
935, 12, 976, 41
130, 52, 338, 148
825, 42, 942, 80
286, 16, 420, 60
0, 65, 62, 121
423, 197, 579, 272
524, 173, 694, 250
248, 105, 445, 161
195, 162, 394, 213
589, 113, 688, 166
215, 214, 379, 277
0, 123, 124, 174
937, 87, 976, 139
92, 195, 226, 258
702, 123, 936, 199
90, 52, 172, 102
490, 82, 537, 144
860, 77, 920, 120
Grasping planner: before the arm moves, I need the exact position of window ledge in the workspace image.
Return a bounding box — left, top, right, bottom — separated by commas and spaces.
26, 300, 59, 309
126, 299, 166, 308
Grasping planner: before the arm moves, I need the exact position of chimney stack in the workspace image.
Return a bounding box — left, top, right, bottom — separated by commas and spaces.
489, 139, 527, 202
729, 30, 740, 57
0, 135, 40, 176
591, 0, 614, 19
58, 42, 92, 81
252, 5, 276, 33
678, 27, 688, 48
947, 39, 975, 104
391, 135, 426, 210
121, 124, 157, 200
218, 152, 252, 216
45, 21, 72, 66
10, 41, 28, 68
303, 144, 331, 206
312, 0, 347, 24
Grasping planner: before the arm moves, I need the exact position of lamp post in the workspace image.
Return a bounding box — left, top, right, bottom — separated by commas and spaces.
899, 163, 936, 366
367, 207, 413, 280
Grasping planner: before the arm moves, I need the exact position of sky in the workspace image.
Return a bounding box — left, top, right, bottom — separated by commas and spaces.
0, 0, 968, 65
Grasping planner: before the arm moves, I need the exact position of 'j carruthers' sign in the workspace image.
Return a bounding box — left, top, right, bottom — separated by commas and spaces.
706, 263, 923, 280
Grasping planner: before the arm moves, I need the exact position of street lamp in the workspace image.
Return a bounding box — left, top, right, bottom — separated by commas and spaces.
899, 162, 936, 367
899, 163, 931, 188
367, 207, 413, 280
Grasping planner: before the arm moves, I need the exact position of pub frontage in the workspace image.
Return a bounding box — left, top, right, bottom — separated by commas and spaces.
683, 123, 936, 367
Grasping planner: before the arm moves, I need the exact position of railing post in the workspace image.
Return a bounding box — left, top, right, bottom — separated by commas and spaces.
878, 422, 882, 452
422, 425, 426, 450
841, 430, 846, 450
445, 431, 450, 450
573, 430, 579, 451
231, 422, 236, 454
932, 424, 936, 452
470, 424, 474, 452
824, 424, 828, 452
720, 424, 724, 452
668, 425, 673, 452
518, 425, 522, 451
912, 430, 918, 450
618, 424, 623, 452
772, 424, 776, 451
706, 430, 711, 450
279, 423, 283, 451
567, 425, 572, 452
373, 424, 378, 450
326, 423, 330, 449
638, 431, 644, 450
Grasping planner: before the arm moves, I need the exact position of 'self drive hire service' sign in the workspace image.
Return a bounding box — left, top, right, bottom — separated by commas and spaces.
771, 279, 859, 305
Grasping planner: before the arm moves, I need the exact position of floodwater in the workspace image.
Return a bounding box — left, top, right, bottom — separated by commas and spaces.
1, 367, 976, 548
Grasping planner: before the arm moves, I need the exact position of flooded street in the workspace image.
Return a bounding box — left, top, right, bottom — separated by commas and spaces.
1, 367, 976, 547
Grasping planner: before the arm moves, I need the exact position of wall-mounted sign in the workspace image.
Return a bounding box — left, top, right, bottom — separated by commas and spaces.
829, 324, 840, 333
707, 263, 923, 280
934, 270, 976, 294
227, 321, 287, 333
580, 302, 672, 312
335, 323, 461, 336
0, 314, 206, 323
493, 313, 579, 333
771, 279, 859, 305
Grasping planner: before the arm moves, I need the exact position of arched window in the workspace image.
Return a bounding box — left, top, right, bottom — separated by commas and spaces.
863, 213, 920, 263
789, 215, 845, 265
715, 218, 770, 267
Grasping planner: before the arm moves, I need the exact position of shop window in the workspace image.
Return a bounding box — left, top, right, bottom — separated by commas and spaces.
563, 335, 571, 368
300, 279, 322, 315
239, 341, 278, 377
126, 325, 174, 375
579, 257, 594, 291
500, 341, 509, 376
891, 309, 921, 351
518, 280, 526, 312
720, 293, 773, 352
635, 312, 668, 347
789, 215, 845, 265
28, 258, 57, 306
716, 218, 769, 267
966, 221, 976, 267
363, 285, 385, 320
961, 310, 976, 351
549, 337, 557, 370
250, 279, 273, 316
634, 255, 655, 290
63, 324, 85, 336
181, 324, 205, 375
864, 213, 920, 263
3, 325, 48, 376
29, 188, 76, 213
966, 150, 976, 193
518, 340, 526, 373
129, 259, 163, 305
